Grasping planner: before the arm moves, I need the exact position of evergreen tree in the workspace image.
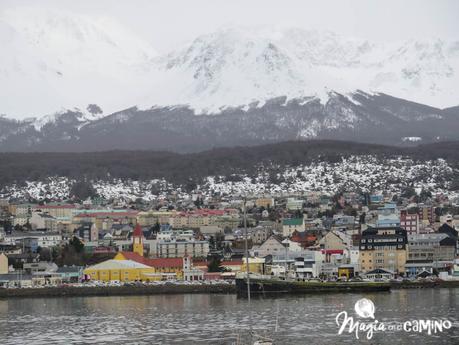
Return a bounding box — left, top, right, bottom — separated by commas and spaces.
207, 255, 224, 272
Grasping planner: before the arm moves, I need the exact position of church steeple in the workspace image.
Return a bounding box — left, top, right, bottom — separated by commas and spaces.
132, 223, 144, 257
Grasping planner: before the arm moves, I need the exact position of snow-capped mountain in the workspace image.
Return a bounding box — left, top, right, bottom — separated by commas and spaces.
0, 6, 157, 118
143, 27, 459, 112
1, 7, 459, 151
0, 91, 458, 152
1, 6, 459, 118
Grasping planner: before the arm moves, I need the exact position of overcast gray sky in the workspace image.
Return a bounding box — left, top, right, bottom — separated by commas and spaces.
1, 0, 458, 52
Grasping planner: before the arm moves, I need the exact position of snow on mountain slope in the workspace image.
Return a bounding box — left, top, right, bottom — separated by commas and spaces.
0, 6, 157, 118
141, 27, 459, 112
1, 8, 458, 119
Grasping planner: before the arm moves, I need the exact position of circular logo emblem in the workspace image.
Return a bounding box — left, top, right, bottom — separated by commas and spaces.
354, 298, 375, 319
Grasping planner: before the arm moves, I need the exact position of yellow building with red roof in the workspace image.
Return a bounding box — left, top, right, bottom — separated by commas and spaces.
84, 224, 191, 281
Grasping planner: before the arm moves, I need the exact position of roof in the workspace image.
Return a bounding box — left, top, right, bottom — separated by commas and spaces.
116, 252, 183, 268
148, 258, 183, 268
0, 273, 33, 281
74, 211, 138, 218
193, 260, 242, 267
87, 259, 152, 270
321, 249, 344, 255
116, 252, 146, 264
38, 204, 76, 209
56, 266, 83, 273
133, 224, 143, 237
365, 268, 394, 275
283, 218, 303, 226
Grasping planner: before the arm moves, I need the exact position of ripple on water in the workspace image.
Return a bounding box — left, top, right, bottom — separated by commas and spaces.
0, 289, 458, 344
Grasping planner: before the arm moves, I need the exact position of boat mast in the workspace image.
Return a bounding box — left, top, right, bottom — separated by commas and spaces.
243, 198, 253, 341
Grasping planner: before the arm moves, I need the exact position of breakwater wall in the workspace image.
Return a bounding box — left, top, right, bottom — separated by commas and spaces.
0, 284, 236, 299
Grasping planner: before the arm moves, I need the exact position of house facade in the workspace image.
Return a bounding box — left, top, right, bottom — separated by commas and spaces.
359, 226, 408, 274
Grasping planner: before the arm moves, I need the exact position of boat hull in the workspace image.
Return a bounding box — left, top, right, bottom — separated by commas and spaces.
236, 278, 391, 296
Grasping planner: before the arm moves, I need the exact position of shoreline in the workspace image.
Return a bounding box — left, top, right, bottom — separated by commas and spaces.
0, 284, 236, 299
1, 280, 459, 299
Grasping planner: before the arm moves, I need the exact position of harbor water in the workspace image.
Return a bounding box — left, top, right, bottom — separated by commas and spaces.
0, 288, 458, 344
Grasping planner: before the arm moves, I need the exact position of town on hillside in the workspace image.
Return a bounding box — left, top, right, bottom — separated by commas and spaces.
0, 191, 459, 288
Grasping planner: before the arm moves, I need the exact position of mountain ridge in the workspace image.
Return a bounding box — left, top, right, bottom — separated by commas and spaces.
1, 8, 459, 117
0, 91, 458, 152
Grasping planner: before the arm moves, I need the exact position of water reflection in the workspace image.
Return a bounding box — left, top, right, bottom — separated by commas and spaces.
0, 289, 457, 344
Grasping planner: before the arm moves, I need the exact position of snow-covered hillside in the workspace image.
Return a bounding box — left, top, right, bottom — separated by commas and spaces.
1, 156, 457, 202
1, 6, 459, 118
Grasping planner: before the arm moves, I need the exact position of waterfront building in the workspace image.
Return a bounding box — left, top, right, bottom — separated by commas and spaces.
251, 235, 285, 257
114, 252, 186, 279
337, 264, 356, 279
405, 261, 434, 278
241, 257, 265, 274
407, 233, 456, 262
56, 266, 84, 282
83, 258, 156, 282
359, 226, 408, 274
363, 268, 395, 280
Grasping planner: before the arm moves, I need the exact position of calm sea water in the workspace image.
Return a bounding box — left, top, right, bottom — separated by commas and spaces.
0, 289, 458, 344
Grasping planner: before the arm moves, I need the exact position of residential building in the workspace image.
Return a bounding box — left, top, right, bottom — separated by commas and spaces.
3, 232, 62, 248
282, 218, 304, 237
418, 205, 435, 225
0, 253, 8, 274
359, 226, 408, 274
156, 240, 209, 259
75, 223, 99, 242
400, 210, 419, 234
250, 226, 273, 245
251, 235, 285, 257
376, 203, 400, 227
255, 198, 275, 209
407, 233, 457, 262
319, 230, 351, 251
286, 198, 303, 211
56, 266, 84, 282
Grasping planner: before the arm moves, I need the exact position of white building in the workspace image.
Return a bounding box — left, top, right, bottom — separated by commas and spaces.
3, 232, 62, 248
156, 240, 209, 258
